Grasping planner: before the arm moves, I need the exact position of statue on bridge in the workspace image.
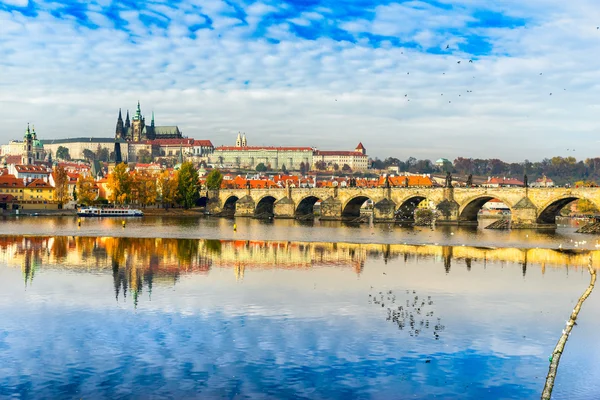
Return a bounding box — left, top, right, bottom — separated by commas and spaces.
404, 176, 409, 188
466, 174, 473, 187
445, 172, 453, 188
246, 180, 251, 189
384, 176, 391, 188
523, 174, 528, 188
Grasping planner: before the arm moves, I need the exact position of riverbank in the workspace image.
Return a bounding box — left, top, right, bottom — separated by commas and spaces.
1, 208, 211, 217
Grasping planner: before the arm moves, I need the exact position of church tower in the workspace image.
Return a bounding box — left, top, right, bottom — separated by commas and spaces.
236, 132, 242, 147
131, 101, 145, 142
241, 133, 247, 147
148, 111, 155, 140
22, 124, 34, 165
115, 108, 125, 140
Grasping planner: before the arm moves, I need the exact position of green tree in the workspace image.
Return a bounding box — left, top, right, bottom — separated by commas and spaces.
205, 169, 223, 190
56, 146, 71, 161
342, 164, 352, 173
256, 163, 267, 172
281, 164, 288, 174
315, 160, 327, 170
333, 163, 340, 172
82, 149, 96, 162
95, 145, 110, 162
177, 161, 200, 209
137, 149, 153, 163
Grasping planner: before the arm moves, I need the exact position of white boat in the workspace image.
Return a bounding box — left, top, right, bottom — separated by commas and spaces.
77, 207, 144, 217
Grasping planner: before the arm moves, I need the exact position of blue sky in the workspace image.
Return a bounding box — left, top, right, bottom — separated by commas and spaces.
1, 0, 600, 160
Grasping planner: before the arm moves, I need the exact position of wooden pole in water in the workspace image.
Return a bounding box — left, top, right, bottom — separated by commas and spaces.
541, 256, 596, 400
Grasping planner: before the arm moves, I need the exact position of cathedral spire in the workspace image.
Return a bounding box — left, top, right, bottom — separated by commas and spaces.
151, 111, 155, 127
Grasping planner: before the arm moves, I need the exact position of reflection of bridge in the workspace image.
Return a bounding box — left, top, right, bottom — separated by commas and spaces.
204, 186, 600, 228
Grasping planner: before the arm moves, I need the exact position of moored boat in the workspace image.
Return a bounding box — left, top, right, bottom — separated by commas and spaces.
77, 207, 144, 217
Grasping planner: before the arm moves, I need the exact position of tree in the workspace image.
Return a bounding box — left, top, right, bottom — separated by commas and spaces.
281, 164, 288, 174
315, 160, 327, 171
76, 175, 97, 205
333, 163, 340, 171
95, 145, 110, 162
158, 170, 179, 209
54, 165, 70, 207
132, 170, 157, 208
137, 149, 153, 164
299, 161, 309, 175
205, 169, 223, 190
82, 149, 96, 162
256, 163, 267, 172
56, 146, 71, 161
107, 163, 132, 205
577, 199, 598, 213
342, 164, 352, 173
177, 161, 200, 209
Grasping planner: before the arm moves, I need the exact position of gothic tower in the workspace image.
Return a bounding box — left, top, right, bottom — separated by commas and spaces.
131, 101, 145, 142
115, 108, 125, 140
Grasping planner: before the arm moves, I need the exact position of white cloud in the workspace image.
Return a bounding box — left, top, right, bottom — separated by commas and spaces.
0, 0, 600, 161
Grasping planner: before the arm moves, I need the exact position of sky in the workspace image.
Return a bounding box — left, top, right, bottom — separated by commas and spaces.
0, 0, 600, 161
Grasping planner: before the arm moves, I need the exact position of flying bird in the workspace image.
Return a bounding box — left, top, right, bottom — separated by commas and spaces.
446, 45, 450, 49
457, 61, 461, 64
468, 59, 473, 63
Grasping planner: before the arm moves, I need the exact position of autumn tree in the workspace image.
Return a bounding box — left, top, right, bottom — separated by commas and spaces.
54, 165, 70, 207
177, 162, 200, 209
205, 169, 223, 190
132, 170, 158, 208
76, 175, 97, 206
158, 170, 178, 209
577, 199, 599, 214
107, 162, 132, 205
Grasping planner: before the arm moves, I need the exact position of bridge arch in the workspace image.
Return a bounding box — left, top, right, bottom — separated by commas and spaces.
223, 195, 239, 215
396, 195, 430, 221
295, 195, 322, 218
342, 195, 374, 219
536, 195, 599, 224
255, 195, 277, 218
459, 195, 513, 223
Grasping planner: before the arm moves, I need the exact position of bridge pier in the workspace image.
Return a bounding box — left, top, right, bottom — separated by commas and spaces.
436, 188, 460, 225
234, 195, 256, 217
373, 199, 396, 222
319, 196, 342, 220
274, 197, 295, 219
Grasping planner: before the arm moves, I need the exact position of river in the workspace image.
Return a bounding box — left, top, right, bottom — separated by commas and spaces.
0, 216, 599, 399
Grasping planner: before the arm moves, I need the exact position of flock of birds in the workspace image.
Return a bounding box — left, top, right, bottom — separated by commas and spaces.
369, 289, 445, 340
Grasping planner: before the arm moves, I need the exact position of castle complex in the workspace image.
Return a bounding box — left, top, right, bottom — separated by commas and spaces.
115, 102, 183, 142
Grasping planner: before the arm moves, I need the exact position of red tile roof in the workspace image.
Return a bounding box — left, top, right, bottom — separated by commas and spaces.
5, 155, 21, 165
0, 194, 15, 202
27, 179, 53, 188
486, 177, 524, 185
314, 151, 366, 156
355, 142, 365, 150
193, 140, 214, 147
0, 175, 25, 188
150, 139, 195, 146
15, 165, 50, 174
216, 146, 313, 151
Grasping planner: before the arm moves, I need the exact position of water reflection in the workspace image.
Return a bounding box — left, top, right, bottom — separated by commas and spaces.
1, 235, 600, 399
1, 235, 598, 304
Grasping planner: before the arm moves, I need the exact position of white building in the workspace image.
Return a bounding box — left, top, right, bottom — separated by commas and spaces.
313, 143, 369, 171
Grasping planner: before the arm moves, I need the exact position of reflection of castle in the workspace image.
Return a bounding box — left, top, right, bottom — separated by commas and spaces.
2, 236, 600, 303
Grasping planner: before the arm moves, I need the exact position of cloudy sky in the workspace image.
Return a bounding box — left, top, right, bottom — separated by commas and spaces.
1, 0, 599, 161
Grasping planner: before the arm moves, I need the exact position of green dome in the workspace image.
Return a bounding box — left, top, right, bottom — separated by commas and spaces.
33, 139, 43, 148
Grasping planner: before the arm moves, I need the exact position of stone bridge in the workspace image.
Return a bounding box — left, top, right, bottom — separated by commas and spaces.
201, 186, 600, 229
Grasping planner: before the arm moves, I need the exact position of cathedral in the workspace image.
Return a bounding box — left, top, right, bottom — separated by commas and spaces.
115, 102, 183, 142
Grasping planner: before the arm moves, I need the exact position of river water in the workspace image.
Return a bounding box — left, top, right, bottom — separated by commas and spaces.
1, 216, 599, 399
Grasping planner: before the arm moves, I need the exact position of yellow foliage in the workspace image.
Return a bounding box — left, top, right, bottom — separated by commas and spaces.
76, 175, 97, 205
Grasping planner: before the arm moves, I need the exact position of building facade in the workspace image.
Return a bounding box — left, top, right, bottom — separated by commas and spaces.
210, 134, 313, 171
42, 138, 128, 161
313, 143, 368, 171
